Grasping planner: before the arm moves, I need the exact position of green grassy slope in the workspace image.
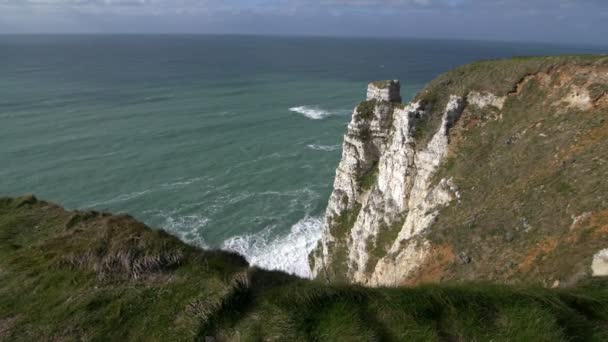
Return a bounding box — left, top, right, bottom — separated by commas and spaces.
413, 55, 608, 145
413, 56, 608, 285
2, 196, 608, 341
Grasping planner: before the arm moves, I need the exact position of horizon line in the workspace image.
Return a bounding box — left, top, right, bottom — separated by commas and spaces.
1, 32, 607, 49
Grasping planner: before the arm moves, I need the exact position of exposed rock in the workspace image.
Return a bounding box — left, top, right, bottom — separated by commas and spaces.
467, 91, 506, 110
366, 80, 401, 102
564, 90, 593, 110
592, 249, 608, 277
457, 252, 472, 265
370, 97, 465, 286
570, 212, 592, 230
311, 81, 465, 285
310, 82, 399, 279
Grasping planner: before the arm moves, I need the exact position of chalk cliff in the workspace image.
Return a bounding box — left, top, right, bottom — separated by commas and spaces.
311, 56, 608, 287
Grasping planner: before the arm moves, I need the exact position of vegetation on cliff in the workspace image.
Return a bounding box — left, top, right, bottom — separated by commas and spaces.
311, 55, 608, 286
414, 55, 608, 144
420, 56, 608, 285
2, 195, 608, 341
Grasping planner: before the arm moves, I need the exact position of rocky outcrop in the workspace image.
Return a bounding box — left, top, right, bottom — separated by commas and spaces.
310, 81, 401, 281
592, 249, 608, 276
310, 82, 466, 285
369, 96, 464, 286
366, 80, 402, 102
311, 56, 608, 286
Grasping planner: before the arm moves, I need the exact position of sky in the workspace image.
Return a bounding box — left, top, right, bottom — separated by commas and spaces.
0, 0, 607, 45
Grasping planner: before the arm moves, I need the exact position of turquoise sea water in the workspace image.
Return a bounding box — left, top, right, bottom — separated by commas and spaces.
1, 35, 605, 276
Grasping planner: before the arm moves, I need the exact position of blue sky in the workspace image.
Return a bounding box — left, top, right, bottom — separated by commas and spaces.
1, 0, 607, 45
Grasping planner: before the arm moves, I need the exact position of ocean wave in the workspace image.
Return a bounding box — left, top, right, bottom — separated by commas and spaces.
225, 152, 289, 174
221, 216, 323, 278
289, 106, 335, 120
157, 212, 210, 248
86, 189, 152, 207
257, 187, 318, 198
307, 144, 341, 152
257, 188, 320, 212
86, 176, 212, 208
142, 187, 323, 278
160, 176, 209, 189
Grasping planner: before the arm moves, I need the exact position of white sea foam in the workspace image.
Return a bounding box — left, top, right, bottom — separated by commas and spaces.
307, 144, 341, 152
289, 106, 335, 120
159, 212, 210, 249
221, 216, 323, 278
147, 187, 323, 278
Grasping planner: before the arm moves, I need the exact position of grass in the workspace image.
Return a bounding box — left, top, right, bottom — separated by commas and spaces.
0, 196, 248, 341
411, 55, 608, 146
323, 204, 362, 283
329, 203, 362, 240
358, 162, 379, 191
356, 99, 377, 121
365, 218, 405, 274
2, 196, 608, 340
420, 55, 608, 284
371, 80, 394, 89
589, 82, 608, 100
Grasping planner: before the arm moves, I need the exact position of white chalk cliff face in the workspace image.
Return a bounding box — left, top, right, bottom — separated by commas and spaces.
310, 81, 467, 285
310, 81, 399, 281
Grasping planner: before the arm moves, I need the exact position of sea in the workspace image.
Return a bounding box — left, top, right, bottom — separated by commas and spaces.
1, 35, 605, 277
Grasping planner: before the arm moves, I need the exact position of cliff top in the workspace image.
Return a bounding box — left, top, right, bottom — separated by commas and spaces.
367, 79, 401, 102
414, 55, 608, 142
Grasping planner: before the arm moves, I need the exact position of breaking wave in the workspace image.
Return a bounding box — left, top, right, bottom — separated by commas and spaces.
307, 144, 341, 152
221, 216, 323, 278
144, 187, 324, 278
154, 210, 210, 249
289, 106, 338, 120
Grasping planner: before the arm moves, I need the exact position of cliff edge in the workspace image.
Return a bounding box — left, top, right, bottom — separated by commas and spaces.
2, 196, 608, 340
310, 55, 608, 287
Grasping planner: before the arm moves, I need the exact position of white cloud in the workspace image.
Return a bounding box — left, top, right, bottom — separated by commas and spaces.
0, 0, 606, 45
